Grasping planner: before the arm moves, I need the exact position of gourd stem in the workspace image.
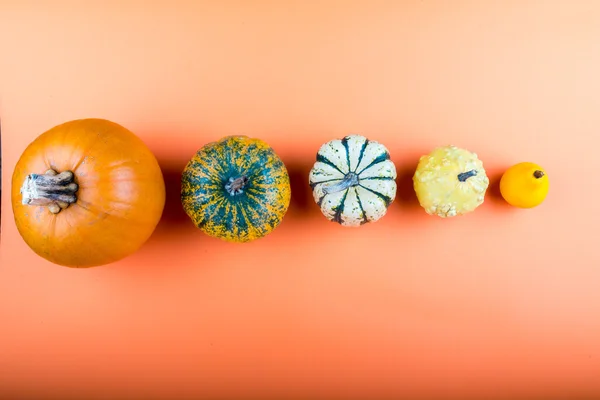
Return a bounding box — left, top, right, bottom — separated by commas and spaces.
20, 169, 78, 214
323, 172, 359, 194
457, 169, 477, 182
534, 170, 545, 179
225, 176, 249, 195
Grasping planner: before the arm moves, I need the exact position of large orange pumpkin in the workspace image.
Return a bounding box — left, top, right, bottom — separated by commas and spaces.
11, 119, 165, 267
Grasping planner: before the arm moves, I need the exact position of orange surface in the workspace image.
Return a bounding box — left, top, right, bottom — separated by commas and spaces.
1, 1, 599, 399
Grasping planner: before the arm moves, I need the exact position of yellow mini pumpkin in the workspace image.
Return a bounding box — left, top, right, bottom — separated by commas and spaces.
413, 145, 489, 218
500, 162, 549, 208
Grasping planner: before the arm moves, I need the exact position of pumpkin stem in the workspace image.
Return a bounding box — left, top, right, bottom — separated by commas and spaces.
322, 172, 359, 194
20, 169, 79, 214
457, 169, 477, 182
534, 170, 545, 179
225, 176, 249, 195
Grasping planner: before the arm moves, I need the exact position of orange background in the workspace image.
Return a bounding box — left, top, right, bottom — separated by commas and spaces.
1, 1, 600, 399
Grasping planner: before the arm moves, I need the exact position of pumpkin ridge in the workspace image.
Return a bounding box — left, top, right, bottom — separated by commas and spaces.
358, 183, 392, 206
201, 197, 231, 237
331, 188, 349, 224
249, 189, 274, 222
354, 138, 369, 173
353, 186, 369, 225
309, 161, 345, 182
74, 200, 135, 225
225, 201, 238, 237
316, 153, 345, 176
236, 202, 258, 238
45, 210, 59, 240
63, 133, 102, 172
187, 191, 222, 228
194, 147, 227, 178
356, 151, 390, 176
244, 191, 280, 232
208, 195, 230, 228
341, 136, 352, 173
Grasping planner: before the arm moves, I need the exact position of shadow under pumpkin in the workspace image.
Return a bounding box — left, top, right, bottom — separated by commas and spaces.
149, 159, 199, 241
486, 168, 514, 209
393, 163, 421, 211
284, 160, 321, 220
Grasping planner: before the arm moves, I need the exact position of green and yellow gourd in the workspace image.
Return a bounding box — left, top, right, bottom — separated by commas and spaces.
181, 136, 291, 242
309, 135, 397, 226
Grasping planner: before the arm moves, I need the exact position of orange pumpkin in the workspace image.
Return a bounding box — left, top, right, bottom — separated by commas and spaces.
11, 119, 165, 268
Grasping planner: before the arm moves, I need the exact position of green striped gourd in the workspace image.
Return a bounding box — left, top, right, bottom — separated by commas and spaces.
181, 136, 291, 242
309, 135, 397, 226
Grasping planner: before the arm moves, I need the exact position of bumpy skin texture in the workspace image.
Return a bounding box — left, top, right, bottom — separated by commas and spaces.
181, 136, 291, 243
309, 135, 397, 227
500, 162, 549, 208
11, 118, 166, 267
413, 145, 489, 218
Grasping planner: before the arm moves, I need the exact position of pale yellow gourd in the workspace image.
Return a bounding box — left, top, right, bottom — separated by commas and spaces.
413, 145, 489, 218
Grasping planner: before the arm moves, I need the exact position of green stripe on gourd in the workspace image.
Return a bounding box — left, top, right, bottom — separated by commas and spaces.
181, 136, 291, 242
309, 135, 397, 227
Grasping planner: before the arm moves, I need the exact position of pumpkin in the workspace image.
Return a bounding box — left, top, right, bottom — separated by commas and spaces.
11, 118, 166, 267
500, 162, 549, 208
309, 135, 397, 226
181, 135, 291, 242
413, 145, 489, 217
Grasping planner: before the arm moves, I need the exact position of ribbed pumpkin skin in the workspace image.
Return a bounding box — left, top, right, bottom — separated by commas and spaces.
309, 135, 397, 226
181, 136, 291, 243
11, 119, 166, 267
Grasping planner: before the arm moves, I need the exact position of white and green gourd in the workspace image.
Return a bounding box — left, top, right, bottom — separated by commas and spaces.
309, 135, 397, 226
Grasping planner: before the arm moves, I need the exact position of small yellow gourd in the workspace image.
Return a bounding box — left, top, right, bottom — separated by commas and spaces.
413, 145, 489, 218
499, 162, 549, 208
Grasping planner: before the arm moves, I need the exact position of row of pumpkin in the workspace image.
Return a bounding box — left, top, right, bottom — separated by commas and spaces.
11, 119, 549, 268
